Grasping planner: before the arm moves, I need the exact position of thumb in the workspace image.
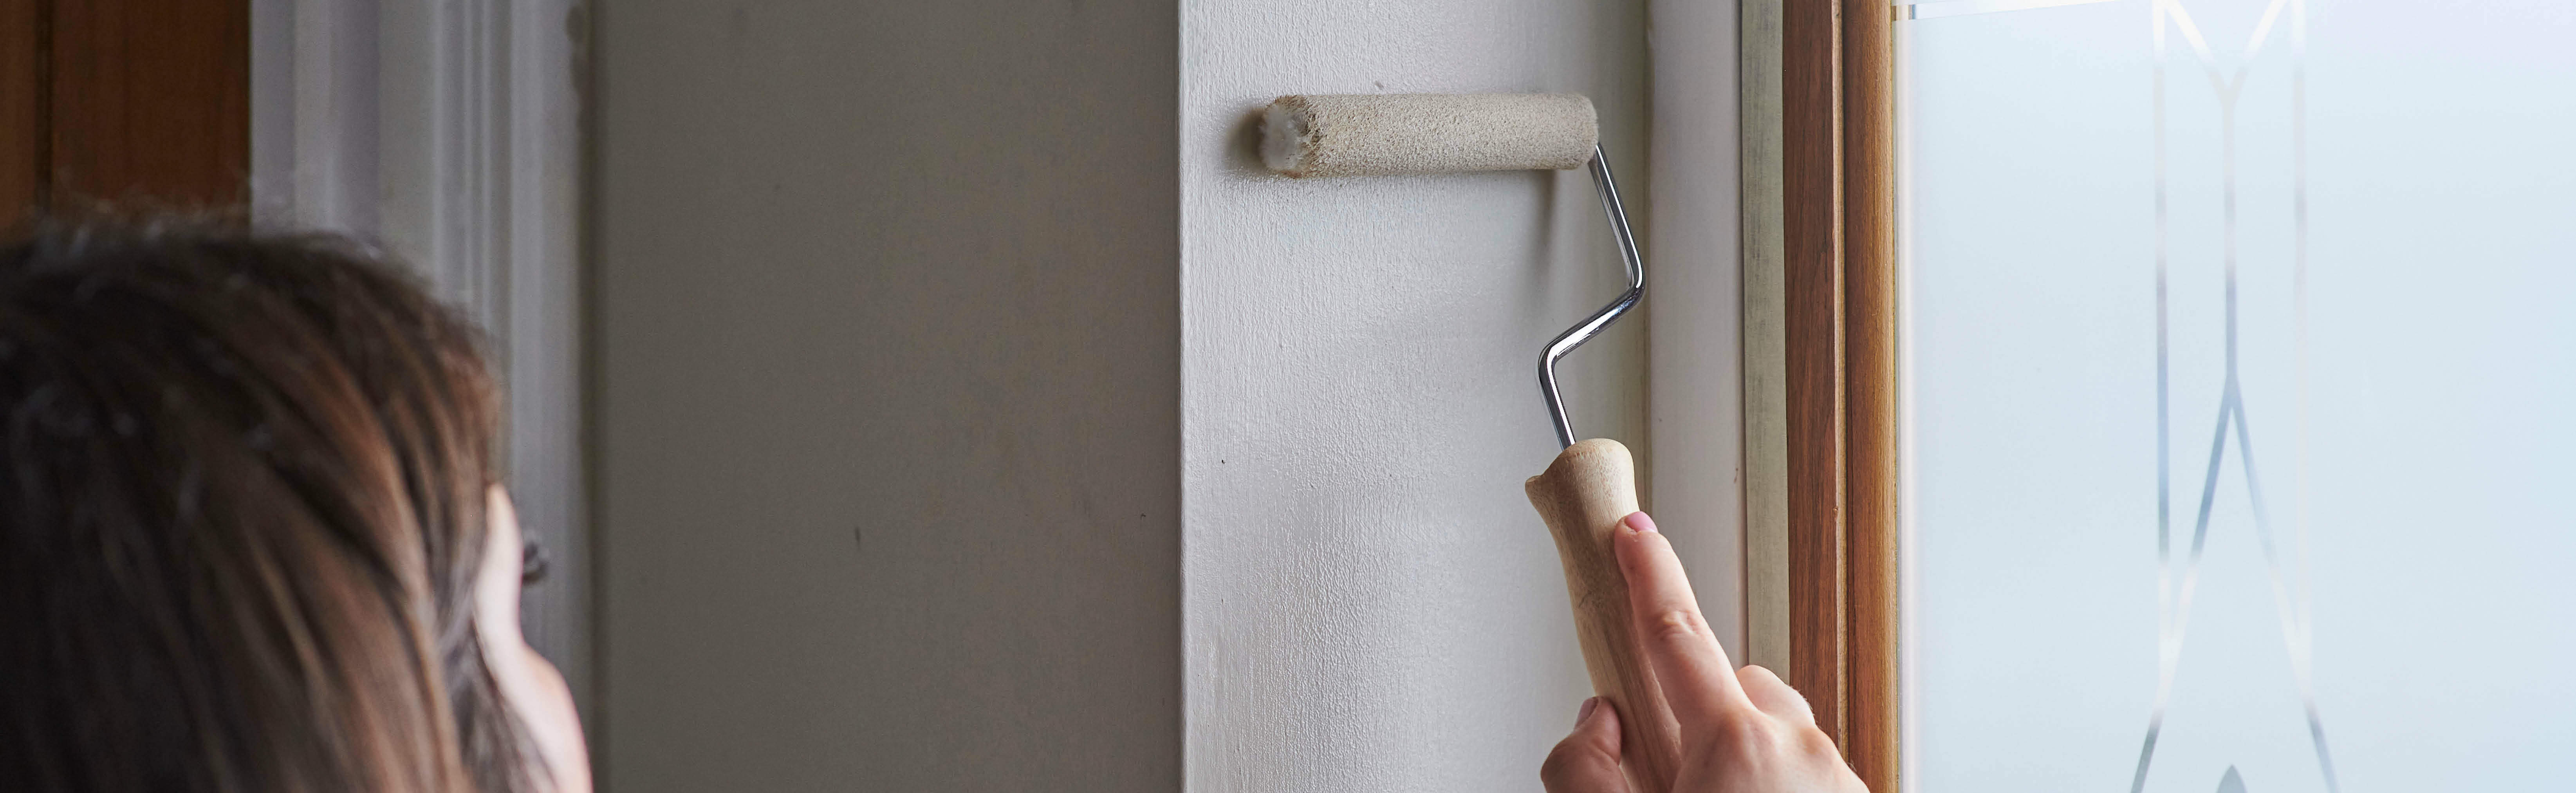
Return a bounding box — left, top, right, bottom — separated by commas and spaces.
1541, 697, 1630, 793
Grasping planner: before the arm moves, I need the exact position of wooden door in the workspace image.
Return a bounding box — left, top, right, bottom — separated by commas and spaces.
1, 0, 249, 224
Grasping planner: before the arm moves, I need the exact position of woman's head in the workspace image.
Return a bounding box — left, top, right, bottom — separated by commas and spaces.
0, 219, 587, 793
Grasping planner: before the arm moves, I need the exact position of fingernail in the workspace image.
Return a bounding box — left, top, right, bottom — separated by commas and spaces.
1577, 696, 1599, 723
1623, 512, 1659, 535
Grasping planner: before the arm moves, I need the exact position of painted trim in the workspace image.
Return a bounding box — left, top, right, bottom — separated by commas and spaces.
249, 0, 591, 726
1739, 0, 1793, 679
385, 0, 592, 731
249, 0, 378, 233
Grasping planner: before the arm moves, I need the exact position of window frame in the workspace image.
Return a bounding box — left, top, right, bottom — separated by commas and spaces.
1741, 0, 1902, 788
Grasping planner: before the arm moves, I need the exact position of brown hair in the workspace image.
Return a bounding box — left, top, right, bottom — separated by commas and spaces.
0, 218, 535, 793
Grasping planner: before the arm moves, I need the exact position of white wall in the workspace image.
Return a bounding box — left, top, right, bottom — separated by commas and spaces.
594, 1, 1179, 790
1179, 1, 1653, 789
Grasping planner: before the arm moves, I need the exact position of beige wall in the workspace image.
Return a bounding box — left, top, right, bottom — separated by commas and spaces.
593, 1, 1180, 790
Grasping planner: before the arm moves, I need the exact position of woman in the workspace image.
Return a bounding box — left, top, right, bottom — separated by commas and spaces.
0, 220, 587, 793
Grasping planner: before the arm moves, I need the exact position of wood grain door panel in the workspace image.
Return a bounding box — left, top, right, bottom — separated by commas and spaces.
3, 0, 249, 223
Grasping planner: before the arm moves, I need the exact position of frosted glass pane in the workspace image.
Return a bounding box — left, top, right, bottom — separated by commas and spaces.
1899, 2, 2576, 793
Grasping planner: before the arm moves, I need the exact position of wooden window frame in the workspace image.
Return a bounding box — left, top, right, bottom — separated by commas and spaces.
1742, 0, 1898, 789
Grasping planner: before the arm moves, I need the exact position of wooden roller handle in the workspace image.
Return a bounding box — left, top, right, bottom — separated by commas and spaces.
1526, 439, 1680, 793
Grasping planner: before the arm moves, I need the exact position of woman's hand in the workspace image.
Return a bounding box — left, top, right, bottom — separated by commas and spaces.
1540, 512, 1869, 793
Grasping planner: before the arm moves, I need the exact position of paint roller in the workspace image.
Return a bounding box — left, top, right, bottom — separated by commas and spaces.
1261, 93, 1678, 793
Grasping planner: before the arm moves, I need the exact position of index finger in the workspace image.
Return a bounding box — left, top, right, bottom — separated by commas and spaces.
1614, 512, 1755, 728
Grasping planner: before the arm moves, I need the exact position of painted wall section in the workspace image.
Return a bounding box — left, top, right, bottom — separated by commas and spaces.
594, 2, 1179, 791
1181, 1, 1652, 789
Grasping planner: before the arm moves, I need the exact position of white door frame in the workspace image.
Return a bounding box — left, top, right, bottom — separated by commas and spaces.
250, 0, 592, 726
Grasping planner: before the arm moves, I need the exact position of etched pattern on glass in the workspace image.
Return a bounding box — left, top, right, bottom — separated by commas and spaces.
2131, 2, 2335, 792
1899, 0, 2576, 790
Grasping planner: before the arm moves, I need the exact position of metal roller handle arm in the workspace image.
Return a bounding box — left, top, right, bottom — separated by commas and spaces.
1540, 144, 1647, 449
